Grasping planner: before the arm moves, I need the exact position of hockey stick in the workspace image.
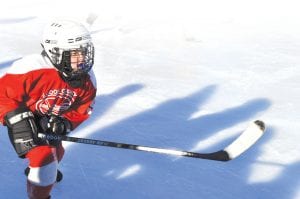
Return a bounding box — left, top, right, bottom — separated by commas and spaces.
38, 120, 265, 161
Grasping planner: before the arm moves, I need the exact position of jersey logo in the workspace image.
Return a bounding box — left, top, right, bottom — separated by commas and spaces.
36, 89, 77, 115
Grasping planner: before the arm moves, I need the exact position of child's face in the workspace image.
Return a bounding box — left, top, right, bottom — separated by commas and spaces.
70, 50, 84, 71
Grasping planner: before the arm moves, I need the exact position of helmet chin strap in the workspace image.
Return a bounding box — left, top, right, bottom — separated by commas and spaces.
59, 72, 87, 88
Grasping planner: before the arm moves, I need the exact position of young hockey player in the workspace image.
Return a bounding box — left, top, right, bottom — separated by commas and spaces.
0, 19, 97, 199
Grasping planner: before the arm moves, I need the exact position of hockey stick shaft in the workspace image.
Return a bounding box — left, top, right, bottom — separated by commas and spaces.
38, 133, 230, 161
38, 120, 265, 162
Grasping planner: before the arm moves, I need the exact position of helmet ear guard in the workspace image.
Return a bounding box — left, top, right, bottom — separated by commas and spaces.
60, 50, 72, 75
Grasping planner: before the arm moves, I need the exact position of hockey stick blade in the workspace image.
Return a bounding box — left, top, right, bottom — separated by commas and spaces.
38, 120, 265, 162
222, 120, 265, 161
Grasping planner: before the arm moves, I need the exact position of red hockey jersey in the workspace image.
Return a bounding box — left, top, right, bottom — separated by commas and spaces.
0, 54, 97, 129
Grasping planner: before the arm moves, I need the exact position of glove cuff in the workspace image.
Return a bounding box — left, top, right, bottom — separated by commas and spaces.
5, 108, 34, 126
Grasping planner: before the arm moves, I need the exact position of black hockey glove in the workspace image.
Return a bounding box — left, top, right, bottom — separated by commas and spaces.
39, 115, 71, 146
4, 107, 40, 158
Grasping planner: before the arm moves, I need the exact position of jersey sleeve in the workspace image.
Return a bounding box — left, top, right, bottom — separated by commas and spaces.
62, 84, 96, 130
0, 73, 33, 124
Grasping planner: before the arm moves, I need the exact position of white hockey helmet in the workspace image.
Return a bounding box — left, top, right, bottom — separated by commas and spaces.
41, 19, 94, 83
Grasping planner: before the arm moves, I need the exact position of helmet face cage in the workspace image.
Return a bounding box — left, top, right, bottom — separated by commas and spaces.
49, 42, 94, 78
